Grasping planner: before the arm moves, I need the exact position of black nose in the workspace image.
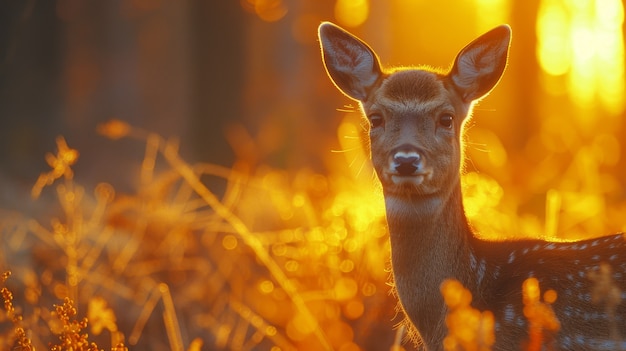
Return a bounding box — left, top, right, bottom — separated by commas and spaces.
393, 152, 422, 176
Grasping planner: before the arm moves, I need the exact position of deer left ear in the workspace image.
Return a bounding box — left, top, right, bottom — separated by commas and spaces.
318, 22, 383, 101
449, 25, 511, 102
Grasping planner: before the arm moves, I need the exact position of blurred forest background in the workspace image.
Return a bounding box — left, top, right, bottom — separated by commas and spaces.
0, 0, 625, 216
0, 0, 625, 350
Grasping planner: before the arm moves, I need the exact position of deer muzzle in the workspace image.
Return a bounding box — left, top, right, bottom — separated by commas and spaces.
389, 145, 430, 186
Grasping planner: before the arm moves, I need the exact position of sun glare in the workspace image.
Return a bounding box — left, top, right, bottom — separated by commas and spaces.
537, 0, 625, 114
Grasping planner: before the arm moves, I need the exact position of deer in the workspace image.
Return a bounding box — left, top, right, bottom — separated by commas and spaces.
318, 22, 626, 350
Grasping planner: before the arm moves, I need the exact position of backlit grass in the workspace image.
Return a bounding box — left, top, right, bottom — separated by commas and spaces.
1, 117, 624, 350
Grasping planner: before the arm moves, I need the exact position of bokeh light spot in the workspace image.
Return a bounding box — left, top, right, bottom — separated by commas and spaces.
334, 277, 358, 301
344, 299, 364, 320
335, 0, 369, 28
222, 235, 238, 250
259, 280, 275, 294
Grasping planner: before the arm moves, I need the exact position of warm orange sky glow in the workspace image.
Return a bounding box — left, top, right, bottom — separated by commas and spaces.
537, 0, 625, 115
1, 1, 625, 350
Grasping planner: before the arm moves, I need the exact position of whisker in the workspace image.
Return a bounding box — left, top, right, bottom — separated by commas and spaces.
354, 159, 367, 178
466, 142, 490, 153
330, 147, 361, 153
336, 105, 357, 113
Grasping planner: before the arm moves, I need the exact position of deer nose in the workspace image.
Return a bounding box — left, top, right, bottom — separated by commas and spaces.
392, 149, 423, 176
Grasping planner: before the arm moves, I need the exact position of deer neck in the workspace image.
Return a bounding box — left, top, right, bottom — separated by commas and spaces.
384, 179, 476, 343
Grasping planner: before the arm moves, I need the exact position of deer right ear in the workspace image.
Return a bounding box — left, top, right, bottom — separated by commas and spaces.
449, 25, 511, 102
318, 22, 382, 101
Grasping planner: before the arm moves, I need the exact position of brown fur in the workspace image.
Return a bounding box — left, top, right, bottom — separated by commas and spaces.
319, 22, 626, 350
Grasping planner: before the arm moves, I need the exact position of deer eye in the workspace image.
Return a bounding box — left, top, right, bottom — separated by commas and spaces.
439, 114, 454, 129
369, 114, 384, 129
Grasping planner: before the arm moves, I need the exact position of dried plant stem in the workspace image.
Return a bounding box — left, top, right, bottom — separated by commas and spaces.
160, 283, 184, 351
391, 324, 405, 351
230, 299, 296, 351
128, 283, 162, 345
544, 189, 561, 238
161, 139, 334, 351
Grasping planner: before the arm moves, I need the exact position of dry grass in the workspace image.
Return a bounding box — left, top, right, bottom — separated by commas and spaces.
0, 120, 397, 350
0, 116, 624, 350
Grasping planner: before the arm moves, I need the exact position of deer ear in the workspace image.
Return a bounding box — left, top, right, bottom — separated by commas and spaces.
318, 22, 382, 101
450, 25, 511, 102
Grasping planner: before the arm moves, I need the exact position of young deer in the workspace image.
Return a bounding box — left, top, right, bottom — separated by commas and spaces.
318, 22, 626, 350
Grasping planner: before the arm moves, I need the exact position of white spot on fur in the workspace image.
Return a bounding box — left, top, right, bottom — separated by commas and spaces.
478, 259, 486, 282
504, 304, 515, 322
508, 252, 516, 264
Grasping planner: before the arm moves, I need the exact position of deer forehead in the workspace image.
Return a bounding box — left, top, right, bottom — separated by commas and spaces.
366, 70, 453, 115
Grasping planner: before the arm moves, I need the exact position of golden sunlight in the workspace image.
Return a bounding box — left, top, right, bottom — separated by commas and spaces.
536, 0, 570, 76
441, 279, 495, 351
537, 0, 625, 114
475, 0, 511, 31
334, 0, 369, 28
1, 2, 625, 351
522, 278, 560, 351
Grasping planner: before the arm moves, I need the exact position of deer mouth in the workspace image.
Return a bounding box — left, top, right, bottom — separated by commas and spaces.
390, 173, 428, 186
381, 172, 435, 197
383, 169, 434, 193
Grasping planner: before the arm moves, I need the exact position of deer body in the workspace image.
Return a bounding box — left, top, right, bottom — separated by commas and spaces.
318, 22, 626, 350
